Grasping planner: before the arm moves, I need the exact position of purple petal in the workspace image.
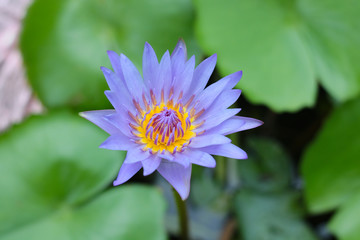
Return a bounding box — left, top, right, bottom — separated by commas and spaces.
142, 155, 161, 176
103, 112, 132, 137
157, 152, 175, 162
157, 161, 192, 200
235, 117, 264, 131
107, 50, 125, 79
196, 108, 241, 132
113, 162, 142, 186
105, 90, 135, 114
197, 89, 241, 121
154, 51, 172, 101
171, 39, 187, 79
124, 147, 151, 164
189, 134, 231, 148
120, 54, 144, 101
206, 116, 264, 135
194, 71, 242, 110
99, 134, 135, 150
143, 42, 159, 89
171, 39, 187, 60
173, 55, 195, 99
101, 66, 123, 94
186, 54, 217, 98
170, 153, 190, 168
181, 149, 216, 168
200, 143, 248, 159
79, 110, 118, 134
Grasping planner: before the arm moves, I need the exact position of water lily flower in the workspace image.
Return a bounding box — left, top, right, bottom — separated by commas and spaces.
80, 41, 263, 200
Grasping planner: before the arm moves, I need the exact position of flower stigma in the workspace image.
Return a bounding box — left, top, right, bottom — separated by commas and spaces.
131, 88, 204, 155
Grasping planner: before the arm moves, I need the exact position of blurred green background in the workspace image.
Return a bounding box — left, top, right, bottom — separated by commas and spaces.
1, 0, 360, 239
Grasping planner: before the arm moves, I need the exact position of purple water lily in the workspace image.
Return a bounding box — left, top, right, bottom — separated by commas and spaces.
80, 41, 263, 200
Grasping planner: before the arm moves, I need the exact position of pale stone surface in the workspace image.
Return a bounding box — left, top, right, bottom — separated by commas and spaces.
0, 0, 43, 132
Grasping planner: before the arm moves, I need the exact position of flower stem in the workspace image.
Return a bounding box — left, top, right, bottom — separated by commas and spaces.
172, 188, 189, 240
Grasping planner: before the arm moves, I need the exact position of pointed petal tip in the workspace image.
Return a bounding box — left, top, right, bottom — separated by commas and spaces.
234, 71, 243, 84
239, 151, 248, 159
233, 89, 242, 95
179, 190, 190, 200
210, 53, 217, 61
78, 111, 96, 120
143, 169, 151, 176
172, 181, 190, 200
144, 42, 153, 51
164, 50, 170, 57
113, 176, 125, 186
238, 117, 264, 131
120, 53, 129, 62
100, 66, 110, 72
176, 39, 185, 49
208, 161, 216, 168
177, 38, 186, 44
142, 156, 161, 176
113, 179, 126, 186
142, 164, 159, 176
113, 180, 120, 186
106, 50, 119, 59
157, 162, 191, 200
98, 141, 109, 149
172, 39, 187, 51
79, 112, 85, 118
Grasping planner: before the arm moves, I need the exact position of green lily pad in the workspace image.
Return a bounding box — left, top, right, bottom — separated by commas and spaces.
20, 0, 200, 110
235, 190, 317, 240
2, 187, 166, 240
302, 98, 360, 213
194, 0, 360, 112
234, 138, 317, 239
329, 192, 360, 240
238, 137, 293, 192
301, 98, 360, 239
0, 112, 166, 239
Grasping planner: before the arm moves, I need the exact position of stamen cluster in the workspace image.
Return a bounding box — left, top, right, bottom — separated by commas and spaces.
131, 89, 200, 154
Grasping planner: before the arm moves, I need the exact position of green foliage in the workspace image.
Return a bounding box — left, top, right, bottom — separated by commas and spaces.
0, 112, 166, 239
158, 169, 229, 240
238, 138, 293, 192
194, 0, 360, 112
329, 192, 360, 240
20, 0, 200, 110
236, 191, 316, 240
302, 98, 360, 239
236, 138, 317, 240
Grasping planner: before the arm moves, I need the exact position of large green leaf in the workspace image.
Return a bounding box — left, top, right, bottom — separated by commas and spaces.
301, 98, 360, 239
238, 137, 293, 193
194, 0, 360, 112
235, 138, 317, 240
20, 0, 200, 110
235, 190, 317, 240
329, 192, 360, 240
2, 187, 166, 240
302, 98, 360, 213
0, 112, 166, 239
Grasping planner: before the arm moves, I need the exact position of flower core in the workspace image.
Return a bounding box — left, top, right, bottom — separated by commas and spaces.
132, 89, 202, 154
